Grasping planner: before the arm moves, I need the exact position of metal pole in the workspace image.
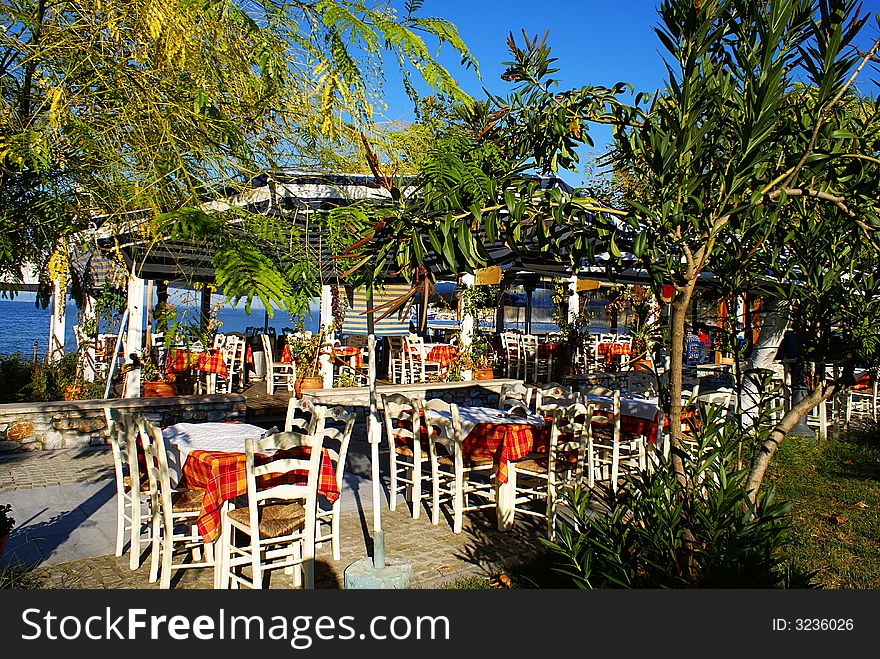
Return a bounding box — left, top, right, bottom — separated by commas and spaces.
365, 284, 384, 567
104, 309, 130, 399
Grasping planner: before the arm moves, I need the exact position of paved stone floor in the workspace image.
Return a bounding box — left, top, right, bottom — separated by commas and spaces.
0, 447, 116, 491
1, 446, 547, 589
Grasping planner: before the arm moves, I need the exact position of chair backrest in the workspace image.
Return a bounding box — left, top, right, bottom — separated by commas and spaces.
420, 398, 463, 458
136, 416, 177, 511
221, 335, 243, 376
244, 431, 323, 540
520, 334, 539, 355
547, 402, 592, 484
498, 382, 534, 410
380, 393, 421, 452
105, 408, 140, 495
404, 335, 427, 382
312, 406, 356, 491
285, 397, 318, 433
535, 382, 573, 410
260, 333, 275, 368
622, 371, 658, 396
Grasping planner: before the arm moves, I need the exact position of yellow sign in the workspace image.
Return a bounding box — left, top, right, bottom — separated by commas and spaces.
575, 278, 601, 291
475, 266, 502, 285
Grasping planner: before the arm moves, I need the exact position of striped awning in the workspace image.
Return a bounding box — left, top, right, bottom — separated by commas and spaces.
340, 284, 413, 336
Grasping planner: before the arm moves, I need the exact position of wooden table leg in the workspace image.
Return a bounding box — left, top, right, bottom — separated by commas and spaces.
496, 467, 516, 531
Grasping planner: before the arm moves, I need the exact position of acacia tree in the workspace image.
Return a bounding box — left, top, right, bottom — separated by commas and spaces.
342, 0, 880, 503
0, 0, 476, 310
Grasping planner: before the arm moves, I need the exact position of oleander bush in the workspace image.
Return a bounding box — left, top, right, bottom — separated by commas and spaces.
543, 404, 816, 588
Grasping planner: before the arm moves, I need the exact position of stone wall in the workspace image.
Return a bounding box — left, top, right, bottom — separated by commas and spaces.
0, 394, 247, 452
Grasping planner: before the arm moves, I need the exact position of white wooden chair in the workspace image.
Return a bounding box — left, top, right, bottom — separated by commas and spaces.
387, 336, 408, 384
380, 393, 430, 519
847, 369, 878, 423
497, 382, 534, 410
218, 431, 323, 589
313, 406, 356, 560
511, 402, 591, 539
586, 389, 644, 491
137, 416, 214, 589
105, 408, 153, 571
421, 399, 496, 534
501, 332, 523, 378
404, 334, 442, 383
214, 334, 245, 394
261, 333, 296, 395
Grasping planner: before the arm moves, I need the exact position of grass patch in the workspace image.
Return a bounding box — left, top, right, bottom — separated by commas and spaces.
0, 564, 44, 589
767, 433, 880, 588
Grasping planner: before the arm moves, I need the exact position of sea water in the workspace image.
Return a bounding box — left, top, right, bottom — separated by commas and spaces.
0, 297, 320, 357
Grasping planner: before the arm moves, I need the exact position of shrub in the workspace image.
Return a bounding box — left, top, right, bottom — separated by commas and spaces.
543, 404, 815, 588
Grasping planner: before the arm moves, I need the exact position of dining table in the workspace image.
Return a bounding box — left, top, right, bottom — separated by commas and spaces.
422, 405, 550, 531
161, 421, 340, 585
164, 347, 229, 393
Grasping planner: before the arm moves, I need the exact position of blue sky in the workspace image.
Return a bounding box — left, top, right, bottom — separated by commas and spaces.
378, 0, 880, 187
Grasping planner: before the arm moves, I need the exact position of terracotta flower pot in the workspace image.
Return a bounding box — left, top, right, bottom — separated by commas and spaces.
473, 368, 495, 381
142, 381, 178, 398
295, 375, 325, 399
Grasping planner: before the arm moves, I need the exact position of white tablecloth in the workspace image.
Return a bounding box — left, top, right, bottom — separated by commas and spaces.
426, 405, 546, 440
161, 422, 268, 485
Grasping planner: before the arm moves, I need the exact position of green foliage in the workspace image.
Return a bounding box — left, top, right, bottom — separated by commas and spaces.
543, 407, 812, 588
0, 503, 14, 536
0, 352, 103, 403
0, 0, 478, 314
458, 332, 494, 370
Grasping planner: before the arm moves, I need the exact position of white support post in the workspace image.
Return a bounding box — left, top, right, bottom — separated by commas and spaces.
47, 276, 67, 362
124, 272, 145, 398
80, 295, 98, 382
460, 273, 475, 380
319, 284, 334, 388
567, 275, 579, 324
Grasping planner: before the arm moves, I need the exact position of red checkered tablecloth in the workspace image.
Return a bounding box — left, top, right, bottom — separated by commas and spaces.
180, 447, 340, 542
397, 415, 548, 485
334, 346, 363, 369
597, 342, 632, 363
461, 422, 549, 484
164, 348, 229, 380
538, 342, 560, 358
427, 344, 458, 369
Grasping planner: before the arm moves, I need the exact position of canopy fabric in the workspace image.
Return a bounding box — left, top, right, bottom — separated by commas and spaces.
340, 284, 413, 336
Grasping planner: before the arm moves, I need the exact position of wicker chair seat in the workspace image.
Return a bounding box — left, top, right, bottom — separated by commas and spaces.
227, 502, 306, 539
170, 488, 205, 513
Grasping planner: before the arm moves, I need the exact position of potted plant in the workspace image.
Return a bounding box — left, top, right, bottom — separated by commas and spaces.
0, 503, 14, 559
139, 353, 177, 397
286, 328, 329, 397
626, 286, 663, 371
461, 333, 495, 380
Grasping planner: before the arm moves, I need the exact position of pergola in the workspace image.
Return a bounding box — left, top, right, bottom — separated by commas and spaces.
46, 169, 729, 395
